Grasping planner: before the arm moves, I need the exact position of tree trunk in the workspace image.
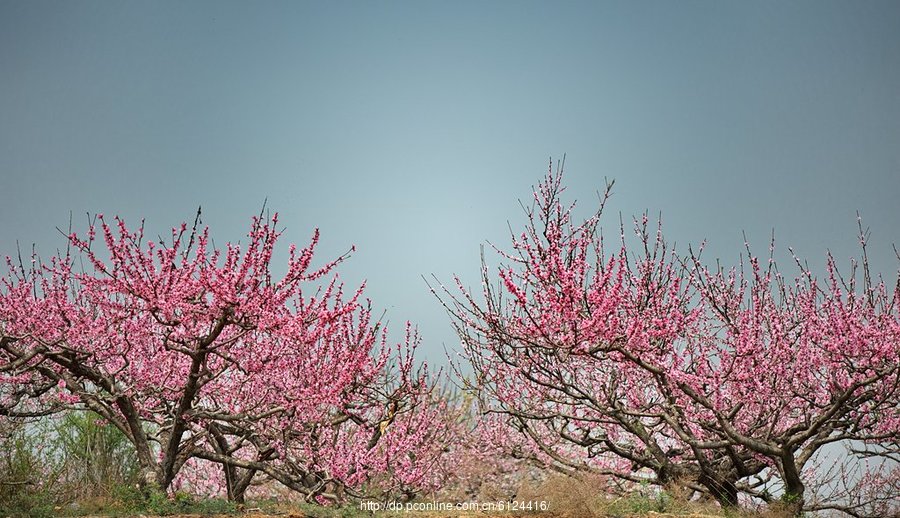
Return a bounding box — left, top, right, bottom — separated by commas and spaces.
780, 454, 805, 516
231, 468, 258, 504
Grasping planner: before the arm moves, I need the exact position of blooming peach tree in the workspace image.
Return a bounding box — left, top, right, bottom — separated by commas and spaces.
437, 164, 900, 516
0, 211, 449, 502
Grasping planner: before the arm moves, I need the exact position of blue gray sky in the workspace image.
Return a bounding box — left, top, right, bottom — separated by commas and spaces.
2, 1, 899, 362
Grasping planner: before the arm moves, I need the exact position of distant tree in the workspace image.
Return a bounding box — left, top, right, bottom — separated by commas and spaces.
436, 163, 900, 516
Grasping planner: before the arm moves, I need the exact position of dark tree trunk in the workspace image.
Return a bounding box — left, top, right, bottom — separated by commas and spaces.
780, 454, 806, 516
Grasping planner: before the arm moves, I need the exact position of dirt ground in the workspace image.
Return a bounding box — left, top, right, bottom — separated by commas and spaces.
120, 513, 724, 518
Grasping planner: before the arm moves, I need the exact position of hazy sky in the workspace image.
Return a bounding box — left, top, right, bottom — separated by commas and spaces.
2, 1, 899, 363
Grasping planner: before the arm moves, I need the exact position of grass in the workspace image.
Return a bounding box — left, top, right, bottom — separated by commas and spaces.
0, 473, 801, 518
510, 474, 796, 518
0, 415, 798, 518
0, 491, 800, 518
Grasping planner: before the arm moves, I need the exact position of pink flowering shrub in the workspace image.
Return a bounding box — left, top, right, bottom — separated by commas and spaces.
437, 163, 900, 515
0, 212, 450, 503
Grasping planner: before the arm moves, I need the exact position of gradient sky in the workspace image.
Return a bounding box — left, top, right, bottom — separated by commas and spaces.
2, 1, 899, 363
